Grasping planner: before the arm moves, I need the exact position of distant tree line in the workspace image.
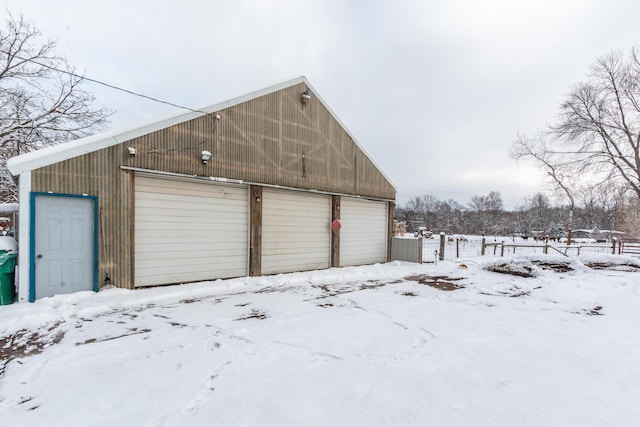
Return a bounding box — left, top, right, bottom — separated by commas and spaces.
395, 190, 640, 238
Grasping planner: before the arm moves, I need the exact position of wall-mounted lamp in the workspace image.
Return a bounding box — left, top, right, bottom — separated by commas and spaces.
127, 147, 137, 157
215, 113, 221, 120
301, 89, 311, 104
201, 150, 212, 164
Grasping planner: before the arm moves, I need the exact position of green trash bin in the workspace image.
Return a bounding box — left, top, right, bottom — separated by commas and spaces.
0, 251, 17, 305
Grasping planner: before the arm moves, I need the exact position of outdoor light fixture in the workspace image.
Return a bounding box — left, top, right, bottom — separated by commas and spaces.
127, 147, 137, 157
201, 150, 212, 164
301, 89, 311, 103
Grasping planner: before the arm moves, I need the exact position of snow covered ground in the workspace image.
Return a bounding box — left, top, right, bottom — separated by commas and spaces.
1, 254, 639, 426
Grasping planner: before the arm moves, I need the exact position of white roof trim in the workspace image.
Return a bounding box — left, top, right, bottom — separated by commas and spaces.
7, 76, 395, 188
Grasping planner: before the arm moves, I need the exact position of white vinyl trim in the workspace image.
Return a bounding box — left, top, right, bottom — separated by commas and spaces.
134, 175, 248, 287
340, 198, 388, 266
17, 171, 31, 302
261, 189, 331, 275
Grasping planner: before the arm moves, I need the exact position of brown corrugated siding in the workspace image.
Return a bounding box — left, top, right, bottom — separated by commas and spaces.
31, 81, 395, 290
32, 149, 133, 290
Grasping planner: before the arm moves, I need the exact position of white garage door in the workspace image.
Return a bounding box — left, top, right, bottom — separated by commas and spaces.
340, 198, 388, 266
262, 189, 331, 275
135, 175, 248, 287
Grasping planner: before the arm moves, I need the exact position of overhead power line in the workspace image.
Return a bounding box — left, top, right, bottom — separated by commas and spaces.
0, 49, 211, 116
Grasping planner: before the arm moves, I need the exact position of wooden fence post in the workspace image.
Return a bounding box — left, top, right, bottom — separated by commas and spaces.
500, 241, 505, 257
481, 234, 486, 256
439, 232, 445, 261
456, 238, 460, 258
612, 237, 617, 255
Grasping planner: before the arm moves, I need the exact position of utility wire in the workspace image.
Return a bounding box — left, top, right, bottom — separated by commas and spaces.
1, 48, 222, 157
0, 49, 211, 116
144, 117, 220, 156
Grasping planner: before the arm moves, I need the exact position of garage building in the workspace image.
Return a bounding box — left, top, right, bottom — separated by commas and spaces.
7, 77, 396, 302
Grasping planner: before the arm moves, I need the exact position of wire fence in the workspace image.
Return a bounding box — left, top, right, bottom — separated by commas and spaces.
419, 235, 618, 263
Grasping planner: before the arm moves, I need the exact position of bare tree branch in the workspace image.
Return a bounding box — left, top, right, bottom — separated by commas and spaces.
515, 45, 640, 210
0, 13, 111, 201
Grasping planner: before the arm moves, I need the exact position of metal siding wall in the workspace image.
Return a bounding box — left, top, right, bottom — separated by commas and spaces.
32, 146, 132, 290
113, 83, 394, 199
30, 82, 395, 291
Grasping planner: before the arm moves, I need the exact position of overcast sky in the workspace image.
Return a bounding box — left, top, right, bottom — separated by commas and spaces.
4, 0, 640, 209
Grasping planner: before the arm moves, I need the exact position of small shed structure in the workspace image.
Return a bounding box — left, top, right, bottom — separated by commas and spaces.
7, 77, 396, 302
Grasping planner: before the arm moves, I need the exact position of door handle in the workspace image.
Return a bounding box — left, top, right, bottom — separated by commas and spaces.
37, 254, 43, 259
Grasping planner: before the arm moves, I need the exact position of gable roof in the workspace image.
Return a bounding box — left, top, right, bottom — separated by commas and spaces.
7, 76, 395, 188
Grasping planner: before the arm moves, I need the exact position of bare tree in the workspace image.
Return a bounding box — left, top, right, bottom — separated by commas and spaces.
435, 199, 465, 233
512, 203, 533, 236
620, 198, 640, 238
512, 45, 640, 241
0, 13, 111, 201
402, 194, 441, 231
511, 133, 577, 243
552, 46, 640, 200
468, 191, 503, 234
597, 184, 628, 238
529, 192, 552, 232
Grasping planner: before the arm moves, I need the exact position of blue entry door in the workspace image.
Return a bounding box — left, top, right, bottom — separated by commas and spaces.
33, 194, 97, 300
